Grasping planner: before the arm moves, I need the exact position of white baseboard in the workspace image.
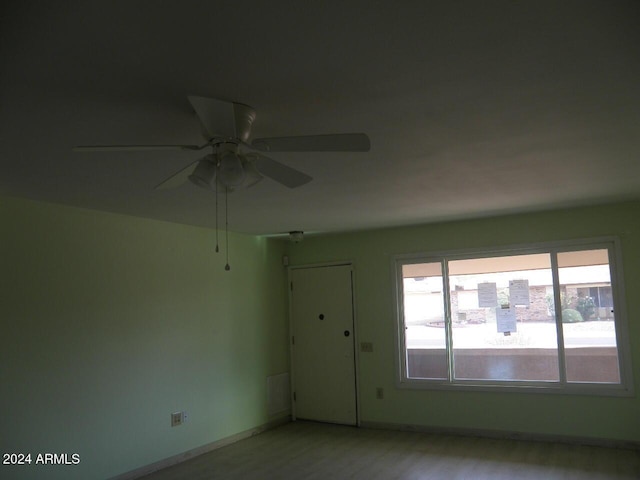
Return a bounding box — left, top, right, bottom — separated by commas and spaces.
109, 415, 291, 480
359, 420, 640, 451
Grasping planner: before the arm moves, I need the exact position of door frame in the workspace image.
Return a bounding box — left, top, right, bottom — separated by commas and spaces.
288, 261, 361, 426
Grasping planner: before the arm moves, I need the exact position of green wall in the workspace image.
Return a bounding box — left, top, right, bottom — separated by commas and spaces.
3, 197, 638, 480
288, 201, 640, 443
1, 196, 289, 480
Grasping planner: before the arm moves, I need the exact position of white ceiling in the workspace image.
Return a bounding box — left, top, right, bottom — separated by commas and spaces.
1, 1, 639, 235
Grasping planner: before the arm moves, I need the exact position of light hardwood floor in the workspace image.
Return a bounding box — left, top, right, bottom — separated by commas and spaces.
139, 421, 640, 480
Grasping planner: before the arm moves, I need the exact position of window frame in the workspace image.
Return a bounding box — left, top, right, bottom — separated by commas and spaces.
392, 236, 634, 396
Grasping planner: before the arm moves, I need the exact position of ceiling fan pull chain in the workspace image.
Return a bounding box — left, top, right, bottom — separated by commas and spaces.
215, 171, 219, 253
224, 186, 231, 271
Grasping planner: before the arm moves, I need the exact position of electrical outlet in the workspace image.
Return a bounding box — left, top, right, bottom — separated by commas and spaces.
171, 412, 183, 427
361, 342, 374, 353
376, 387, 384, 399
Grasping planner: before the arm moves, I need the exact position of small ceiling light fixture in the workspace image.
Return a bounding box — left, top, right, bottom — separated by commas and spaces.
289, 231, 304, 243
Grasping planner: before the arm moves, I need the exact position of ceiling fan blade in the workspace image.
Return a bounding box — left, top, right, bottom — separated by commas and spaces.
154, 159, 200, 190
251, 133, 370, 152
253, 154, 312, 188
188, 95, 236, 139
73, 145, 201, 152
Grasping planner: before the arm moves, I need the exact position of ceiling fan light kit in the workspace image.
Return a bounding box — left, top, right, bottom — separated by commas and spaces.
188, 146, 266, 192
74, 94, 370, 270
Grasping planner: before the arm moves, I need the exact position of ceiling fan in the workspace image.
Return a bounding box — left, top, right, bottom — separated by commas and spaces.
73, 95, 371, 191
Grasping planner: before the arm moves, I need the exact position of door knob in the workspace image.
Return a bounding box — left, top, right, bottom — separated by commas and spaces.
344, 330, 350, 337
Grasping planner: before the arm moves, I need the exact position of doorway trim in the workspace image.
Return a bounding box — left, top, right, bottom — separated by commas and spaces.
288, 261, 361, 426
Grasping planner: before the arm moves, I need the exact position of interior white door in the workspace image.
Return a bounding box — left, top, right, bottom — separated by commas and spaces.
290, 264, 357, 425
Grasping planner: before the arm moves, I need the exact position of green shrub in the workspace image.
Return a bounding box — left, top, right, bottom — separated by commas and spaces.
545, 292, 573, 314
576, 296, 596, 321
562, 308, 584, 323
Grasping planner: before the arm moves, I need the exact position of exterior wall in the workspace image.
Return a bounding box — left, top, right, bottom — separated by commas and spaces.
448, 285, 553, 325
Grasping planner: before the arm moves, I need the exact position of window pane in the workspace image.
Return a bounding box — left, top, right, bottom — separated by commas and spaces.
448, 254, 559, 382
401, 262, 447, 379
557, 249, 620, 383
